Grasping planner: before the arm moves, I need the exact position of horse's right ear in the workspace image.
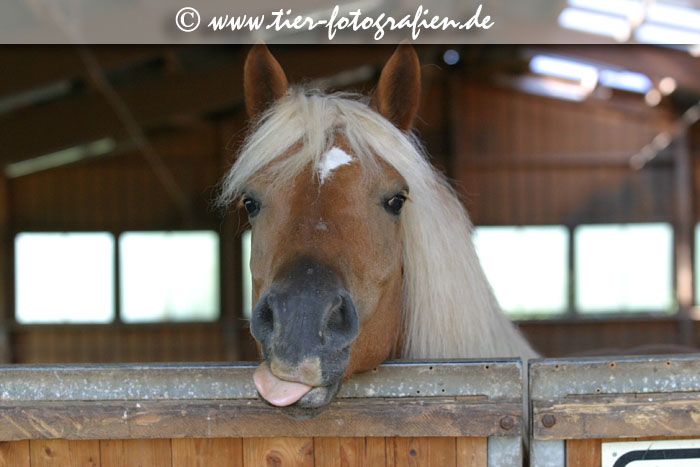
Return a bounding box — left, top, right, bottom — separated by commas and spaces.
244, 42, 289, 119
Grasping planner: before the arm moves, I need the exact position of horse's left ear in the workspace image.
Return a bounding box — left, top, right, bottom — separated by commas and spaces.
244, 42, 289, 119
371, 44, 421, 131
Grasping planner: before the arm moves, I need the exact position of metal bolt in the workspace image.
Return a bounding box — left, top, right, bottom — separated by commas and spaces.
541, 414, 556, 428
500, 416, 515, 430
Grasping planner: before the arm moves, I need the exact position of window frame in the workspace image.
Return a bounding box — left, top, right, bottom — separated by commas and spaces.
573, 222, 675, 316
473, 222, 678, 323
472, 224, 571, 319
14, 231, 116, 325
11, 228, 224, 326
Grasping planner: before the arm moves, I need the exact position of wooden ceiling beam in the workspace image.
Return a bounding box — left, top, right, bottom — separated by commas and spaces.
0, 46, 167, 98
0, 46, 397, 164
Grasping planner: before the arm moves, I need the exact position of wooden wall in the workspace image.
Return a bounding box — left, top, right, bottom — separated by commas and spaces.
451, 80, 676, 226
11, 324, 232, 364
8, 125, 222, 232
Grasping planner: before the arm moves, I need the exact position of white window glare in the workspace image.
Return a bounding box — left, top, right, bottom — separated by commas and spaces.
15, 232, 115, 324
529, 55, 599, 86
558, 7, 632, 41
646, 2, 700, 33
635, 22, 700, 44
242, 230, 252, 319
598, 69, 652, 94
568, 0, 645, 20
510, 75, 592, 102
120, 231, 220, 323
575, 224, 673, 313
473, 226, 569, 317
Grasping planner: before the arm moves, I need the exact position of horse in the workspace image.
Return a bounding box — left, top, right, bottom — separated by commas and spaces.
219, 43, 537, 414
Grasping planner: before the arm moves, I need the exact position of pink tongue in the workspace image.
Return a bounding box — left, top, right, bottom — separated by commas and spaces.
253, 362, 313, 407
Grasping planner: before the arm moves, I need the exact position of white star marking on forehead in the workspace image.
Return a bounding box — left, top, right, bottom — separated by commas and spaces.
318, 146, 353, 184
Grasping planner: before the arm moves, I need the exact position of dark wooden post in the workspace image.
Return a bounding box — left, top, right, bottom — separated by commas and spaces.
216, 118, 246, 362
673, 131, 695, 346
0, 174, 11, 362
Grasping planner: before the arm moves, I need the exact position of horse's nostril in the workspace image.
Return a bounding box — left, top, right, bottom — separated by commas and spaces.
324, 295, 359, 346
251, 295, 274, 343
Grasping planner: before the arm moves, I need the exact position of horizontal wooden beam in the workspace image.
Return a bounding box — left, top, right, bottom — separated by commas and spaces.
530, 355, 700, 440
0, 360, 523, 440
0, 398, 523, 440
533, 393, 700, 440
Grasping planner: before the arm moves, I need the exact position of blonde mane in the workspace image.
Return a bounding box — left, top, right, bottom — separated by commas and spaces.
220, 88, 537, 360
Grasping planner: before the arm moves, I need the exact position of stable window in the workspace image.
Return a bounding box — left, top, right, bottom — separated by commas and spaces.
119, 231, 220, 323
15, 230, 220, 324
15, 232, 115, 324
472, 226, 569, 318
574, 223, 673, 314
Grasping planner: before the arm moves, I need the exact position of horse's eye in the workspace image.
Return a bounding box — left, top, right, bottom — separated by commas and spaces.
385, 194, 406, 215
242, 198, 260, 217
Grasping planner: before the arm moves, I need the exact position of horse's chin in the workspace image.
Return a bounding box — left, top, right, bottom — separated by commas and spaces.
258, 378, 342, 420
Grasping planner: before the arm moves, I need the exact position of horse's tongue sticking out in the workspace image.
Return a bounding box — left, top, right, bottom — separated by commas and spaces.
253, 362, 313, 407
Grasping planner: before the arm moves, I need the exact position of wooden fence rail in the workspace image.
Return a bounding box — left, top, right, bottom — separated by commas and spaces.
0, 360, 524, 466
7, 356, 698, 466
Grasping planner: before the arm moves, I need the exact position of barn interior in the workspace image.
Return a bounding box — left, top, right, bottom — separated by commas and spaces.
0, 44, 698, 364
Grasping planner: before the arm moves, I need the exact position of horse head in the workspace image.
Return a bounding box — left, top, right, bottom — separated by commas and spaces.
230, 44, 419, 414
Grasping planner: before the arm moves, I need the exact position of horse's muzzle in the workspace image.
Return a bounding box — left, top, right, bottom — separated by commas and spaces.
250, 258, 359, 411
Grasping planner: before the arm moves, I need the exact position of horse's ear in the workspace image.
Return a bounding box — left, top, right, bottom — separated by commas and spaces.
244, 42, 289, 119
371, 44, 421, 131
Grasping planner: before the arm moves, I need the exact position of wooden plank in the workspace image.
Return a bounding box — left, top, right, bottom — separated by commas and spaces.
313, 437, 385, 467
99, 439, 171, 467
0, 441, 29, 467
242, 438, 313, 466
533, 394, 700, 440
385, 437, 395, 466
0, 398, 522, 440
386, 437, 456, 467
171, 438, 243, 467
313, 438, 341, 467
29, 440, 99, 467
426, 437, 456, 466
387, 438, 427, 466
566, 439, 600, 467
346, 438, 386, 466
456, 437, 487, 467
